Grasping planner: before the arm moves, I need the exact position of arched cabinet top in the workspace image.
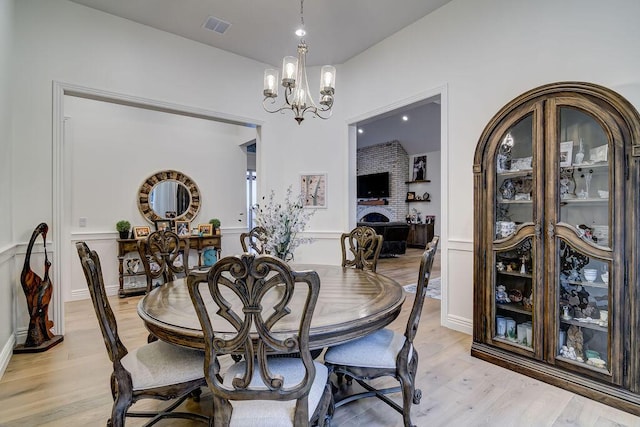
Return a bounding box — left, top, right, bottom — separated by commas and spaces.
473, 81, 640, 171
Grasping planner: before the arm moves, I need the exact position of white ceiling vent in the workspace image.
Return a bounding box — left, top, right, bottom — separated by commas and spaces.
203, 16, 231, 35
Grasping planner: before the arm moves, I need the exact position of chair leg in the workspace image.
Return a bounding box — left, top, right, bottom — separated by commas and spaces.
110, 392, 131, 427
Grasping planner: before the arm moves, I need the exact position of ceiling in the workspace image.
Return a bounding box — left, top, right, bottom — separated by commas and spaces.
356, 96, 441, 155
69, 0, 446, 154
68, 0, 452, 67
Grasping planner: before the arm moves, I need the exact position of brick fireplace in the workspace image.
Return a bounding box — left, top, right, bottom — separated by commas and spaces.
356, 140, 409, 222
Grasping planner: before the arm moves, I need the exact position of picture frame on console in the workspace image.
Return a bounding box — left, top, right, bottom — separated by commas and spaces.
175, 220, 190, 236
133, 226, 151, 239
198, 223, 213, 237
154, 219, 172, 232
410, 153, 427, 181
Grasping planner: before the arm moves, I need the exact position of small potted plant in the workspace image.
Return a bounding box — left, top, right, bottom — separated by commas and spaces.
209, 218, 221, 234
116, 220, 131, 239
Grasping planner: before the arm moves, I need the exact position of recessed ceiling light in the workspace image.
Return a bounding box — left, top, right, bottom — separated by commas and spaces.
402, 115, 409, 121
358, 128, 364, 134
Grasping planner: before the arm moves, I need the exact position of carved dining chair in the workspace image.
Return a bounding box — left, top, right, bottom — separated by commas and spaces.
187, 253, 333, 426
340, 225, 383, 272
324, 236, 440, 427
75, 241, 208, 427
137, 229, 189, 293
239, 226, 268, 254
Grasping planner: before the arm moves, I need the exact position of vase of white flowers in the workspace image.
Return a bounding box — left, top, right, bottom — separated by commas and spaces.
251, 186, 314, 261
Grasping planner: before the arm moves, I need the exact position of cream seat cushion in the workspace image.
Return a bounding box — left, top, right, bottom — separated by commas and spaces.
324, 328, 411, 369
120, 340, 205, 390
222, 357, 328, 427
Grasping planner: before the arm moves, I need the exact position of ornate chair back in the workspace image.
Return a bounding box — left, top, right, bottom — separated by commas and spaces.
239, 226, 268, 254
138, 230, 189, 292
340, 226, 383, 272
187, 253, 329, 426
76, 241, 208, 426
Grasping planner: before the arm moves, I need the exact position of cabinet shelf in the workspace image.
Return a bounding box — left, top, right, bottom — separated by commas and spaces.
497, 271, 532, 279
560, 198, 608, 205
497, 169, 533, 178
493, 336, 534, 351
556, 356, 610, 375
496, 302, 532, 315
560, 318, 608, 332
564, 279, 609, 289
405, 199, 430, 203
497, 199, 532, 204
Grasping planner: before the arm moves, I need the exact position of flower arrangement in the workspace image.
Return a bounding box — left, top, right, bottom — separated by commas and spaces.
251, 186, 314, 261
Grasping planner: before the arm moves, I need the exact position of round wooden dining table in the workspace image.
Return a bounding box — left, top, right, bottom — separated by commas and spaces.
137, 264, 405, 350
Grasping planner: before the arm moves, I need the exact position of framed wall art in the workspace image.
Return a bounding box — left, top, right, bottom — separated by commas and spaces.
410, 153, 427, 181
300, 173, 327, 208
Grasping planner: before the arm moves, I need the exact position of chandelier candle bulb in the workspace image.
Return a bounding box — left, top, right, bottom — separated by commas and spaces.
282, 56, 298, 86
263, 69, 278, 97
320, 65, 336, 94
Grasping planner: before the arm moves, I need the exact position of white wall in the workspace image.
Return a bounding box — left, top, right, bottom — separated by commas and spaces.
64, 96, 252, 299
5, 0, 640, 362
8, 0, 348, 349
341, 0, 640, 332
0, 0, 15, 376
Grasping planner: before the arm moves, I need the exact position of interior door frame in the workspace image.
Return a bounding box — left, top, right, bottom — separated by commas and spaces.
346, 84, 454, 329
51, 81, 262, 335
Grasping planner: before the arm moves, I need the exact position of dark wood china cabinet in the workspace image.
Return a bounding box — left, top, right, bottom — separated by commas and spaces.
472, 82, 640, 415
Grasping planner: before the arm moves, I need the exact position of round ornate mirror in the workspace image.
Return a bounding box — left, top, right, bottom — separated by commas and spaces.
137, 170, 201, 223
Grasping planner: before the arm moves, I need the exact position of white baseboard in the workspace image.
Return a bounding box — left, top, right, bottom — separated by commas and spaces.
0, 334, 16, 380
70, 283, 119, 301
443, 313, 472, 335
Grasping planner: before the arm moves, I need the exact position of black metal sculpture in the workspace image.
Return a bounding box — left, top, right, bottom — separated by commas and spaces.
14, 223, 63, 353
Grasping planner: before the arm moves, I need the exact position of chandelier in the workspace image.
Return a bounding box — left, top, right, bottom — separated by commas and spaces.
262, 0, 336, 124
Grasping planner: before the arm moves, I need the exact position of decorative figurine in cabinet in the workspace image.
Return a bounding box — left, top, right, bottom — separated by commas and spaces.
472, 82, 640, 415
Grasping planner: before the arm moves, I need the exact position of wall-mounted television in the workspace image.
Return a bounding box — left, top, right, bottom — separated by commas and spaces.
357, 172, 390, 198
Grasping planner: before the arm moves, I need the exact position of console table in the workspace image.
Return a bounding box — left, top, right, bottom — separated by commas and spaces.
117, 235, 221, 297
407, 223, 434, 248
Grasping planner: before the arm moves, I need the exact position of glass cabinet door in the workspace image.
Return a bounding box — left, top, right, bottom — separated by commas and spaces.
551, 106, 614, 378
491, 114, 538, 354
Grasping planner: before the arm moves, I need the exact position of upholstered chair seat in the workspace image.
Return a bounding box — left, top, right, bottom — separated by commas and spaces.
121, 340, 205, 390
222, 358, 329, 426
324, 329, 410, 370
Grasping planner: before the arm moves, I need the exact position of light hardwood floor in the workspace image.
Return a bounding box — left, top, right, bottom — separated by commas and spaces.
1, 249, 638, 426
